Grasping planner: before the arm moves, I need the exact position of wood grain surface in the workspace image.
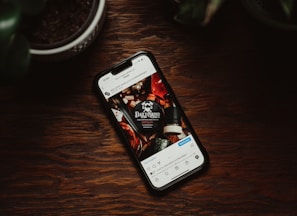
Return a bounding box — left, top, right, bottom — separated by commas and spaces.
1, 0, 297, 215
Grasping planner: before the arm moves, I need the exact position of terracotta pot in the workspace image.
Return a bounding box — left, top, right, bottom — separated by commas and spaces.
29, 0, 107, 61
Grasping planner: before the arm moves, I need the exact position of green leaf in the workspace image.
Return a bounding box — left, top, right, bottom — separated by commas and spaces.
0, 1, 21, 45
0, 34, 31, 85
279, 0, 296, 19
174, 0, 208, 25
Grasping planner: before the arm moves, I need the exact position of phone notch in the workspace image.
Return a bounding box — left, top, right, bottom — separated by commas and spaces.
111, 60, 133, 75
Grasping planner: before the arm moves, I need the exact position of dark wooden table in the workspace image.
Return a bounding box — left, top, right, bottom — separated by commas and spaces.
1, 0, 297, 215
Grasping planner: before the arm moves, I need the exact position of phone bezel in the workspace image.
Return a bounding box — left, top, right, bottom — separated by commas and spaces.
94, 51, 209, 193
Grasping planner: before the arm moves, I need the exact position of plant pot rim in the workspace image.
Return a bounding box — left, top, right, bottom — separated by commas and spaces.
30, 0, 106, 58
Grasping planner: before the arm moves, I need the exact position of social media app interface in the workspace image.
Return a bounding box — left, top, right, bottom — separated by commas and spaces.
141, 135, 204, 188
98, 54, 204, 188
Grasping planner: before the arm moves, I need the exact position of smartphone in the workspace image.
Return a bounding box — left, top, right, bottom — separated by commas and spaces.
94, 51, 208, 192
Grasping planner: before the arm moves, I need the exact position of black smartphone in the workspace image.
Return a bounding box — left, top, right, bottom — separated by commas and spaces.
94, 51, 208, 192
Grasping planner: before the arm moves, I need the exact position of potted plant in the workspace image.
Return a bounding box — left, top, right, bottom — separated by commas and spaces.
172, 0, 297, 29
0, 0, 106, 84
240, 0, 297, 31
172, 0, 225, 26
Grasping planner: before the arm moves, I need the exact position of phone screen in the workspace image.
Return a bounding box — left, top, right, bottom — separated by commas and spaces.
97, 53, 206, 190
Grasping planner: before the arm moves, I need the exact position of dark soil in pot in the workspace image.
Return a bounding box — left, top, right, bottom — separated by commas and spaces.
24, 0, 96, 49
